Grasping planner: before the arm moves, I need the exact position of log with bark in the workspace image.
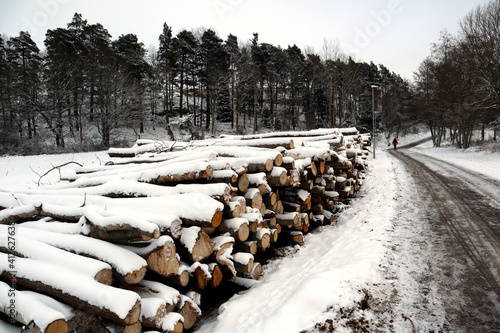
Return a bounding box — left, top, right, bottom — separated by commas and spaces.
233, 252, 254, 274
0, 235, 113, 285
177, 295, 201, 330
0, 282, 70, 333
123, 236, 180, 278
178, 227, 215, 263
7, 226, 147, 285
217, 218, 250, 242
0, 254, 142, 325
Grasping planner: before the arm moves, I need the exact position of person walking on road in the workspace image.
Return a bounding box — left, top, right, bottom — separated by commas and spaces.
392, 137, 399, 149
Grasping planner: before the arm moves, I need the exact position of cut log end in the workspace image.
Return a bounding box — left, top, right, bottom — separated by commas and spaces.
94, 268, 113, 285
123, 265, 147, 285
46, 319, 69, 333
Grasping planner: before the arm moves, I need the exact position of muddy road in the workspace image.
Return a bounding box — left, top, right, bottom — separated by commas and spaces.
388, 147, 500, 332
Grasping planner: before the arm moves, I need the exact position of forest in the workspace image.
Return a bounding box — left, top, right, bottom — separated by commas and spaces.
0, 0, 498, 154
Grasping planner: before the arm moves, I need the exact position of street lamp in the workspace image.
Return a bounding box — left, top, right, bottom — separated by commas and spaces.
371, 84, 379, 159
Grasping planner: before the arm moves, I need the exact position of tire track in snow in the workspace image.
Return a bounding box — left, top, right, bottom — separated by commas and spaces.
393, 149, 500, 296
390, 149, 500, 330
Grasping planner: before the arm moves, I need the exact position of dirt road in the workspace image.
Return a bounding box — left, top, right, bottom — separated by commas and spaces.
387, 146, 500, 332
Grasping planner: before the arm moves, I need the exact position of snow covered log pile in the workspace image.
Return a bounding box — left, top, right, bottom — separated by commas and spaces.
0, 127, 370, 332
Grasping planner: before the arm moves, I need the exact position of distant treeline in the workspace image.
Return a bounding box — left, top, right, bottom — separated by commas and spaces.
414, 0, 500, 148
0, 1, 498, 153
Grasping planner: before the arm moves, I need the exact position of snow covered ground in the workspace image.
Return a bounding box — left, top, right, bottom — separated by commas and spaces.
0, 137, 499, 332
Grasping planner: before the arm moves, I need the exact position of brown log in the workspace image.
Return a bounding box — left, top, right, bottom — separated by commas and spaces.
316, 161, 326, 174
68, 310, 142, 333
231, 196, 247, 213
178, 227, 214, 262
282, 201, 301, 212
141, 298, 167, 330
279, 188, 311, 205
262, 192, 277, 207
166, 266, 190, 288
243, 188, 263, 209
126, 237, 180, 278
247, 158, 274, 173
178, 295, 201, 330
236, 174, 250, 192
192, 264, 211, 290
234, 240, 258, 255
233, 252, 254, 274
224, 201, 242, 218
281, 157, 295, 171
323, 210, 335, 224
266, 167, 288, 185
274, 153, 283, 167
161, 313, 184, 333
208, 263, 223, 288
311, 186, 326, 197
150, 165, 213, 184
270, 228, 280, 242
0, 268, 141, 326
272, 200, 284, 215
250, 228, 271, 251
218, 218, 250, 242
0, 285, 69, 333
0, 241, 113, 286
83, 210, 161, 243
276, 212, 301, 229
0, 204, 41, 224
243, 262, 262, 280
180, 208, 222, 229
281, 231, 305, 244
312, 215, 325, 226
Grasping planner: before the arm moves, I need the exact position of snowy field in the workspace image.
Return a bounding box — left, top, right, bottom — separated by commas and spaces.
0, 138, 499, 332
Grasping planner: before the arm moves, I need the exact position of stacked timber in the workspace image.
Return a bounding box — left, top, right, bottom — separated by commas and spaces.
0, 127, 370, 332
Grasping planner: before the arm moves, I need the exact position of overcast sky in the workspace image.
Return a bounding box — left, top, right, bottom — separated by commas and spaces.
0, 0, 491, 81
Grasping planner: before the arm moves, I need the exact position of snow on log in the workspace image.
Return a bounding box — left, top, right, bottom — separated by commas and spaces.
281, 231, 305, 244
233, 252, 254, 274
178, 226, 215, 262
10, 226, 148, 285
243, 262, 262, 280
218, 218, 250, 242
122, 236, 180, 278
275, 212, 301, 229
82, 207, 161, 243
215, 137, 295, 150
0, 234, 112, 285
266, 167, 288, 185
165, 264, 190, 288
212, 233, 235, 261
223, 200, 242, 218
243, 188, 263, 209
249, 227, 271, 251
159, 312, 184, 333
0, 253, 141, 325
208, 263, 223, 288
0, 282, 70, 333
125, 280, 180, 330
140, 297, 167, 330
177, 295, 201, 330
0, 203, 41, 224
234, 240, 258, 255
279, 188, 311, 205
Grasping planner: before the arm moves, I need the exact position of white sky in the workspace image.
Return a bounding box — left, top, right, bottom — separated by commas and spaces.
0, 0, 492, 81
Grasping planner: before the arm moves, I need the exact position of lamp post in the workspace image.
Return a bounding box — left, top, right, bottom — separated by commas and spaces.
371, 85, 379, 159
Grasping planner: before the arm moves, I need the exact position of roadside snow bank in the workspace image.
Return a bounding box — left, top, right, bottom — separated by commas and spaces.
196, 152, 397, 333
411, 144, 500, 181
